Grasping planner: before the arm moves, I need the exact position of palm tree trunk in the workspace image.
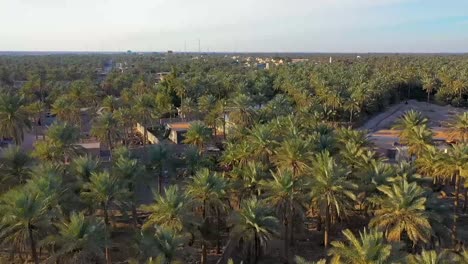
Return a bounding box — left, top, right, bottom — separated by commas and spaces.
103, 204, 112, 264
158, 166, 163, 194
28, 222, 39, 264
132, 203, 138, 228
254, 231, 259, 264
283, 209, 289, 264
427, 92, 430, 103
324, 204, 330, 248
201, 200, 207, 264
455, 174, 461, 208
464, 189, 468, 213
107, 130, 113, 154
216, 208, 221, 254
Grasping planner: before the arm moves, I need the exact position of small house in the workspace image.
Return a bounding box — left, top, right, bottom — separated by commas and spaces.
167, 122, 191, 144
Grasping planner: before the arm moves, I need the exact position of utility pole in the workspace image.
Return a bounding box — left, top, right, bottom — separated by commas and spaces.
198, 39, 201, 53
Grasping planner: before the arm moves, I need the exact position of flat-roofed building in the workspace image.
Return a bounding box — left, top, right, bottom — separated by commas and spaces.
167, 122, 192, 144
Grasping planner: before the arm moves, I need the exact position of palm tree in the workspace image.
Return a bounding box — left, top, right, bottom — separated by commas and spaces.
81, 171, 125, 226
91, 112, 120, 154
134, 94, 159, 149
222, 141, 253, 168
273, 138, 312, 177
81, 171, 124, 264
138, 225, 186, 263
407, 250, 451, 264
294, 256, 326, 264
229, 94, 256, 129
405, 125, 433, 157
0, 146, 32, 185
261, 169, 305, 263
309, 151, 356, 247
248, 124, 277, 164
392, 110, 428, 142
328, 228, 394, 264
421, 73, 438, 103
113, 155, 145, 226
70, 155, 100, 183
114, 107, 134, 146
184, 146, 208, 176
186, 168, 228, 264
0, 188, 52, 264
229, 197, 279, 263
149, 144, 172, 194
141, 185, 192, 232
237, 161, 267, 198
448, 112, 468, 143
183, 121, 211, 153
32, 122, 82, 163
25, 101, 45, 140
437, 143, 468, 241
102, 95, 120, 113
369, 179, 432, 245
43, 212, 108, 264
0, 92, 31, 145
51, 95, 80, 124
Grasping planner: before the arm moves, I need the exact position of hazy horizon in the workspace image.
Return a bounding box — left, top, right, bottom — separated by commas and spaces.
2, 0, 468, 53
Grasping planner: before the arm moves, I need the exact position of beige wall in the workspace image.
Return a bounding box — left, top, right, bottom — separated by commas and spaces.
136, 123, 160, 144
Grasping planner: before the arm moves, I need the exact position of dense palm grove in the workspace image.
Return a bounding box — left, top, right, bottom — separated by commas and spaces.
1, 53, 468, 263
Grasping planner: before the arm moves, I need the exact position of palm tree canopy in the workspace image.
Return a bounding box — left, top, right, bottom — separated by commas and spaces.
0, 93, 31, 144
310, 151, 356, 217
42, 212, 108, 264
369, 179, 432, 244
183, 121, 211, 151
229, 197, 279, 248
141, 185, 192, 232
186, 168, 228, 214
329, 228, 393, 264
448, 112, 468, 143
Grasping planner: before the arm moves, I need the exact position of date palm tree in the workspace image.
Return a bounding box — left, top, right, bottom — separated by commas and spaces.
0, 93, 31, 145
51, 95, 80, 124
81, 171, 125, 264
229, 94, 256, 129
261, 169, 305, 263
392, 110, 428, 143
134, 94, 159, 149
0, 146, 32, 185
248, 124, 277, 164
405, 125, 433, 157
138, 225, 186, 263
32, 122, 82, 163
113, 155, 145, 226
91, 112, 120, 154
70, 155, 100, 183
43, 212, 108, 264
329, 228, 394, 264
0, 187, 52, 264
407, 250, 451, 264
448, 112, 468, 143
186, 168, 228, 264
229, 197, 279, 264
421, 72, 438, 103
183, 121, 211, 153
102, 95, 120, 113
369, 179, 432, 245
294, 256, 326, 264
310, 151, 356, 247
273, 137, 312, 177
149, 144, 172, 194
141, 185, 192, 232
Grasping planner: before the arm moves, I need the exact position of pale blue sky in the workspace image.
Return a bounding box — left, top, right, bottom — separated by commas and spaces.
1, 0, 468, 52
